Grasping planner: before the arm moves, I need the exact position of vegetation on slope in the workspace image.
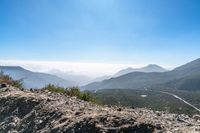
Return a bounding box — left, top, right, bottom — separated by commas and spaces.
94, 89, 200, 115
42, 84, 97, 103
0, 66, 75, 89
0, 71, 97, 103
0, 71, 23, 88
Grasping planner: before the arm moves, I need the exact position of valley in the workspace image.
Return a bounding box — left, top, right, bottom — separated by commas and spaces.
149, 90, 200, 113
94, 89, 200, 115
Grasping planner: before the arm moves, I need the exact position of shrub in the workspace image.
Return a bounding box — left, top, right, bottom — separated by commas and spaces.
0, 71, 23, 88
43, 84, 97, 103
43, 84, 66, 93
80, 91, 96, 102
66, 87, 81, 97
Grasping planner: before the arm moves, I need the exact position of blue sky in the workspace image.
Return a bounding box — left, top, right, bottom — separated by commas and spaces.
0, 0, 200, 68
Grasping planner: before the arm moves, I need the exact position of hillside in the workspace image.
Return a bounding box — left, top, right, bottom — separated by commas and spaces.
84, 72, 170, 90
0, 66, 75, 88
83, 58, 200, 91
0, 86, 200, 133
94, 89, 200, 115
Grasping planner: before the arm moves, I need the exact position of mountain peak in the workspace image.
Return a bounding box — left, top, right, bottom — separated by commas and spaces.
114, 64, 166, 77
146, 64, 161, 67
143, 64, 166, 72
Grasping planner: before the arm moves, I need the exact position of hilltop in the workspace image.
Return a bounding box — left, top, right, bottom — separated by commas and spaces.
114, 64, 166, 77
0, 86, 200, 133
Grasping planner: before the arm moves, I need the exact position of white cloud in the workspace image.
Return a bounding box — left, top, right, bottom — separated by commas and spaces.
0, 59, 142, 77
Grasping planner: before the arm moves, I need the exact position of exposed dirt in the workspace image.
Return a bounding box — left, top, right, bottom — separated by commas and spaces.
0, 87, 200, 133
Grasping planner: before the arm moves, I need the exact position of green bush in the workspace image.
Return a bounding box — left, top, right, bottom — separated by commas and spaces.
66, 87, 81, 97
43, 84, 97, 103
0, 71, 23, 88
80, 91, 96, 102
43, 84, 66, 93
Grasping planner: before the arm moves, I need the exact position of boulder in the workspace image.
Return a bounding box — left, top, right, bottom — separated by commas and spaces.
0, 83, 7, 88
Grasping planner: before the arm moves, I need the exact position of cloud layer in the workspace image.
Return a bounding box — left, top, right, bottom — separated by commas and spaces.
0, 59, 143, 77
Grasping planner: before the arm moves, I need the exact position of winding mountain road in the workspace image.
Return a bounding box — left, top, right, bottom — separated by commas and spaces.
149, 90, 200, 113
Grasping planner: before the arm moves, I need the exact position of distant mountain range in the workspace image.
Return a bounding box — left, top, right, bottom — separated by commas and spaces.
114, 64, 167, 77
92, 64, 167, 82
83, 58, 200, 91
49, 69, 92, 86
2, 59, 200, 91
0, 64, 166, 89
0, 66, 75, 89
49, 64, 167, 85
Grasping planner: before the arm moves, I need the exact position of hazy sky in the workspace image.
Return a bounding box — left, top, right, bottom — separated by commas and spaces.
0, 0, 200, 75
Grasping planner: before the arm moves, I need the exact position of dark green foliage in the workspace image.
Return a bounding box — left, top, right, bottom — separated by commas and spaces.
43, 84, 66, 93
0, 71, 23, 88
43, 84, 97, 102
80, 91, 97, 103
165, 72, 200, 91
95, 89, 200, 115
66, 87, 81, 97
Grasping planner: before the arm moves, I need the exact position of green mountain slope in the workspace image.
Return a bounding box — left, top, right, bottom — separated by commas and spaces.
83, 58, 200, 91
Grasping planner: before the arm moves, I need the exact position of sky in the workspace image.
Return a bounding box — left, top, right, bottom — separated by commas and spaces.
0, 0, 200, 76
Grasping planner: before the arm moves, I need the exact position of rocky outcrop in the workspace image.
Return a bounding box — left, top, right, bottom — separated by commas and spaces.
0, 87, 200, 133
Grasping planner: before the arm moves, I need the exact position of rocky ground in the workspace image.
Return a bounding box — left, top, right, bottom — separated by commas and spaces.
0, 86, 200, 133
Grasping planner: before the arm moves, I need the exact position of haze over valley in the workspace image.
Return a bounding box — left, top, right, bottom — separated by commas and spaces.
0, 62, 168, 87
